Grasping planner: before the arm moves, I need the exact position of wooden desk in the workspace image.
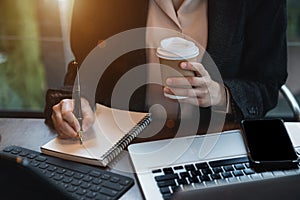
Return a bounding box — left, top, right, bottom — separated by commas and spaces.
0, 118, 143, 200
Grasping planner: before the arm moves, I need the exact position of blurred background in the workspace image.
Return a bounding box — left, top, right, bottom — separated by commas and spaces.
0, 0, 299, 118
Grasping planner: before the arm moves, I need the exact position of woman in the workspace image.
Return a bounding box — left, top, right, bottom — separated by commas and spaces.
50, 0, 288, 139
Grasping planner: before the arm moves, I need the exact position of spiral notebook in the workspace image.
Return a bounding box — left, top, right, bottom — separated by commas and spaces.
41, 103, 151, 167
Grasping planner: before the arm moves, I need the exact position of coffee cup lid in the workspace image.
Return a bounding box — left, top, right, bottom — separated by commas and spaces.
156, 37, 199, 60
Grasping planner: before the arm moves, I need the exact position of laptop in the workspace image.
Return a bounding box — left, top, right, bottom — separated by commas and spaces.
128, 129, 300, 200
172, 172, 300, 200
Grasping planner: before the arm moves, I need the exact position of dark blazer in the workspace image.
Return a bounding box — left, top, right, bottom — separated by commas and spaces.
64, 0, 288, 126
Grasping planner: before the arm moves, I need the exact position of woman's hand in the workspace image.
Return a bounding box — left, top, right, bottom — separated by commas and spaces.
51, 98, 95, 139
163, 61, 227, 107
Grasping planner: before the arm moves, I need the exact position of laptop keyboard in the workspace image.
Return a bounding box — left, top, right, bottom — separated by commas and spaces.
2, 145, 134, 200
152, 156, 300, 200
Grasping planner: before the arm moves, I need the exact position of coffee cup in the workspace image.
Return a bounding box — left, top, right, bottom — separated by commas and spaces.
156, 37, 199, 99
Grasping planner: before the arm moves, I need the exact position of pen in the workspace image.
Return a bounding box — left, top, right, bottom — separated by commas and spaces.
73, 61, 83, 145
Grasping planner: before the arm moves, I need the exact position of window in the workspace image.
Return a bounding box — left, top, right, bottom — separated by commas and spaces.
286, 0, 300, 97
0, 0, 73, 117
287, 0, 300, 43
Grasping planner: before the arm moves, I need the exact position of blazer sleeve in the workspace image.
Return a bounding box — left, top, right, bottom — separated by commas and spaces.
224, 0, 288, 121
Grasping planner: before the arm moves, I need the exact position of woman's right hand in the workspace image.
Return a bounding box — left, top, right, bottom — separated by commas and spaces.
51, 98, 95, 139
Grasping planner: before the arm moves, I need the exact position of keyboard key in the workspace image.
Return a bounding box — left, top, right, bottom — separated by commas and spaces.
76, 188, 87, 195
272, 171, 286, 177
90, 170, 101, 177
47, 165, 57, 172
36, 156, 47, 162
101, 174, 111, 180
190, 170, 201, 176
174, 166, 184, 170
193, 182, 205, 189
199, 175, 211, 182
83, 175, 93, 182
30, 160, 40, 167
27, 153, 37, 159
223, 165, 234, 172
39, 163, 49, 169
221, 171, 233, 178
157, 180, 177, 187
119, 179, 132, 186
95, 193, 111, 200
212, 167, 223, 173
227, 177, 239, 183
205, 180, 216, 187
211, 173, 222, 180
202, 168, 213, 175
188, 176, 200, 183
195, 162, 209, 169
177, 178, 188, 185
66, 185, 78, 192
239, 175, 251, 182
53, 174, 64, 181
234, 163, 245, 170
244, 168, 255, 175
163, 167, 174, 174
110, 177, 120, 183
65, 170, 75, 177
62, 177, 73, 184
163, 193, 173, 200
81, 182, 91, 189
71, 180, 82, 186
100, 187, 118, 197
250, 173, 262, 180
74, 173, 84, 179
152, 169, 162, 173
185, 164, 196, 171
90, 185, 101, 192
103, 181, 124, 191
160, 187, 171, 194
216, 179, 228, 185
56, 168, 66, 174
155, 174, 179, 182
209, 157, 249, 167
86, 191, 97, 198
180, 172, 190, 178
233, 170, 244, 177
261, 172, 274, 179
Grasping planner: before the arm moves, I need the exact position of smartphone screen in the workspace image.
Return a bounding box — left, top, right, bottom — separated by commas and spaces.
241, 119, 298, 170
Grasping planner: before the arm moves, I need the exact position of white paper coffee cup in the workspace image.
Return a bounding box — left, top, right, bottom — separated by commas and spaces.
156, 37, 199, 99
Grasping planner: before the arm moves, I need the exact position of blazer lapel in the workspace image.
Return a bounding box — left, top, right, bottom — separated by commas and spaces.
206, 0, 244, 68
153, 0, 181, 28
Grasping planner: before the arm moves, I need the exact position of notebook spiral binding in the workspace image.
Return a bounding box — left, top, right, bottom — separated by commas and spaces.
101, 113, 152, 166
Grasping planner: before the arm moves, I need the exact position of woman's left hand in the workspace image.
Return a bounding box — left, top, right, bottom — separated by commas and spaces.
163, 61, 226, 107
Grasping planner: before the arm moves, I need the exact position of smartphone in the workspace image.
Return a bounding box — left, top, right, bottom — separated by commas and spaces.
240, 118, 299, 172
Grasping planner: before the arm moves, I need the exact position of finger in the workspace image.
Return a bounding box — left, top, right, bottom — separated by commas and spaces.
166, 76, 208, 88
52, 104, 78, 138
164, 87, 209, 98
180, 62, 209, 77
60, 99, 80, 132
81, 98, 95, 131
180, 96, 212, 107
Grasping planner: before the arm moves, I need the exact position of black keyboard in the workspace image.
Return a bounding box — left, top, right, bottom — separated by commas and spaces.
1, 145, 134, 200
152, 156, 300, 200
